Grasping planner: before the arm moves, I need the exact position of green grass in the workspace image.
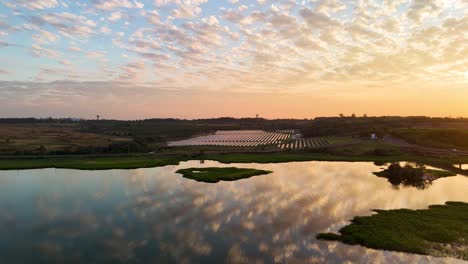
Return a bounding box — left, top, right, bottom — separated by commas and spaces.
2, 141, 468, 172
317, 202, 468, 260
0, 156, 183, 170
176, 167, 272, 183
202, 152, 413, 164
393, 128, 468, 150
0, 152, 410, 171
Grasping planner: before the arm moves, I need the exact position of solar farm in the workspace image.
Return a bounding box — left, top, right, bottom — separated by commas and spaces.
168, 130, 330, 149
278, 138, 329, 149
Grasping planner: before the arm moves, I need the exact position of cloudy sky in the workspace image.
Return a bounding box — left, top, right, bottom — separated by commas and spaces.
0, 0, 467, 119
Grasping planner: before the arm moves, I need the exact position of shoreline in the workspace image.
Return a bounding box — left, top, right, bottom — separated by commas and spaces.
1, 152, 467, 175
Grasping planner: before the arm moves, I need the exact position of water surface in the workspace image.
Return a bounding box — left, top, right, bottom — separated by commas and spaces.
0, 161, 467, 263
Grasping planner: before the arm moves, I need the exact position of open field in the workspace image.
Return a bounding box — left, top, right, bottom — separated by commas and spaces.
317, 201, 468, 260
0, 124, 129, 155
392, 128, 468, 150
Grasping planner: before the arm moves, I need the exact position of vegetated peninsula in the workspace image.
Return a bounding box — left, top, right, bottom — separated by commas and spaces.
317, 201, 468, 261
373, 163, 456, 189
176, 167, 272, 183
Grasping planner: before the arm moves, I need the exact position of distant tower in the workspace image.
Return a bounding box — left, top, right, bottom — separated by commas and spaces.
255, 114, 259, 128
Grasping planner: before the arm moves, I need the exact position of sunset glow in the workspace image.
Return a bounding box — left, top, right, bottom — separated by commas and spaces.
0, 0, 467, 118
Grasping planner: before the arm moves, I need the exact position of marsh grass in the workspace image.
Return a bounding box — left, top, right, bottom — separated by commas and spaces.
176, 167, 272, 183
317, 202, 468, 260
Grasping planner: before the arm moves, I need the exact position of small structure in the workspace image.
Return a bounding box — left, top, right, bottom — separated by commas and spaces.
292, 133, 302, 140
371, 133, 378, 140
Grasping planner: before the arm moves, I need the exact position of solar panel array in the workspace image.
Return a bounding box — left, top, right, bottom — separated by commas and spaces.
168, 130, 330, 149
278, 138, 329, 149
168, 130, 292, 147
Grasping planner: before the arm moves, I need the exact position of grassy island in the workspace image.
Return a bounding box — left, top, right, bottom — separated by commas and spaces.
176, 167, 272, 183
317, 201, 468, 261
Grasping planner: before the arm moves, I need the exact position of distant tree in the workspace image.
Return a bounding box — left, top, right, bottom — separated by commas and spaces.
97, 115, 100, 120
351, 113, 356, 118
363, 114, 368, 118
339, 113, 344, 118
38, 145, 47, 153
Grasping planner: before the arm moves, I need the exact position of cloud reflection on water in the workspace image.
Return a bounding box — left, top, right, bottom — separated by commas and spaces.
0, 161, 466, 263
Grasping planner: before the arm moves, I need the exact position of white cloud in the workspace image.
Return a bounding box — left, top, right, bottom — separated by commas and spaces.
154, 0, 176, 6
29, 12, 97, 38
32, 30, 59, 44
315, 0, 346, 16
407, 0, 443, 22
15, 0, 58, 10
69, 46, 82, 52
87, 51, 107, 58
31, 43, 61, 58
2, 0, 467, 106
108, 11, 123, 22
100, 26, 111, 33
93, 0, 144, 10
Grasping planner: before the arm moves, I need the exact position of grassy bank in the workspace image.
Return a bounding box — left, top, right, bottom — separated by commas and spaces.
317, 202, 468, 260
0, 156, 183, 170
176, 167, 272, 183
0, 151, 411, 171
202, 152, 412, 164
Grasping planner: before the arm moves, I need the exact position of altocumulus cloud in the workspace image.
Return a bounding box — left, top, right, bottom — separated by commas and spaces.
0, 0, 466, 118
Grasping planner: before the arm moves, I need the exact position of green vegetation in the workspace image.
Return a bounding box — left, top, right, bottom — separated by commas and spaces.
374, 163, 456, 189
0, 123, 130, 155
393, 128, 468, 150
302, 116, 468, 138
0, 152, 403, 171
375, 164, 455, 179
176, 167, 272, 183
317, 202, 468, 261
2, 149, 468, 172
202, 152, 411, 164
0, 118, 307, 156
2, 118, 468, 172
3, 117, 468, 156
81, 118, 307, 146
0, 156, 182, 170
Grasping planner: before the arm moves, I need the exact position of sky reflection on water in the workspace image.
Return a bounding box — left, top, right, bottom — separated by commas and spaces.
0, 161, 467, 263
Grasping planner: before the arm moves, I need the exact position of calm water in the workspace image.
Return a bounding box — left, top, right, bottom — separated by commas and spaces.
0, 161, 467, 263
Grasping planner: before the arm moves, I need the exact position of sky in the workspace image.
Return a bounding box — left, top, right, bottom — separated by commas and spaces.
0, 0, 467, 119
